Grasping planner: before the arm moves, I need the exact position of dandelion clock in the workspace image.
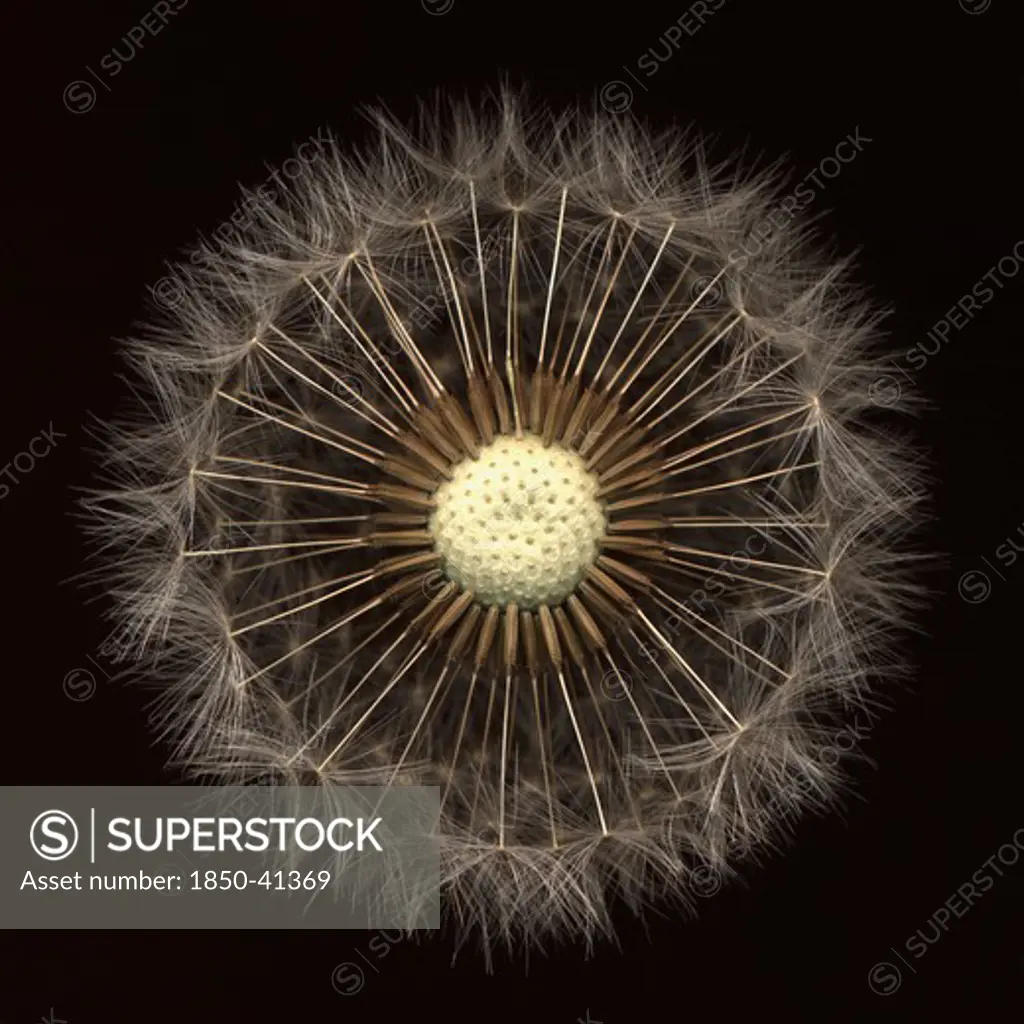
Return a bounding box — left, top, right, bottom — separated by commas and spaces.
85, 90, 925, 959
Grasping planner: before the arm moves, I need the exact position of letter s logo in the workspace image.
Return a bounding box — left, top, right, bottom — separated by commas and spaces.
30, 810, 79, 861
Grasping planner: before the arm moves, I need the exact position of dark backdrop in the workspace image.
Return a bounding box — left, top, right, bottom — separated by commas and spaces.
3, 0, 1021, 1018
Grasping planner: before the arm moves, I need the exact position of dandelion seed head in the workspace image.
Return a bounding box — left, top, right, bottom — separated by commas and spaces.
83, 87, 928, 963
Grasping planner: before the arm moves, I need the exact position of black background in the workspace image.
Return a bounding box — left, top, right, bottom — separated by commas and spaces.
4, 0, 1022, 1017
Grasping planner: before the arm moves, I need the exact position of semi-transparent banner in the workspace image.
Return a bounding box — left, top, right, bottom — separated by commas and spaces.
4, 786, 440, 929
